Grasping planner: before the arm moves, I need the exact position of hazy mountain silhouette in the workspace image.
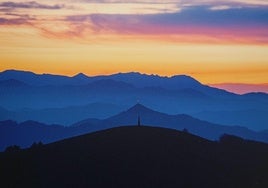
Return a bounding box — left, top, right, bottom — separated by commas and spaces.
241, 92, 268, 100
193, 109, 268, 131
0, 70, 267, 130
0, 70, 231, 96
86, 104, 268, 142
210, 83, 268, 94
0, 118, 110, 151
1, 126, 268, 188
0, 70, 71, 85
0, 103, 125, 125
1, 70, 265, 97
73, 72, 89, 80
96, 72, 202, 89
0, 69, 90, 86
0, 120, 73, 151
0, 70, 202, 88
1, 104, 268, 151
0, 79, 28, 88
86, 79, 134, 90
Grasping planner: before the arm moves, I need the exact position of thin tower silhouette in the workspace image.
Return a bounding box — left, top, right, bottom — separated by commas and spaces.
138, 114, 141, 127
137, 100, 141, 127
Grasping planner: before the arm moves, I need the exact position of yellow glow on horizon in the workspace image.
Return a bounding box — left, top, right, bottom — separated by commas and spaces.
1, 25, 268, 84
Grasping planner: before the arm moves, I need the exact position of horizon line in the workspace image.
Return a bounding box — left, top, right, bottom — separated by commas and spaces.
1, 68, 268, 94
1, 68, 268, 85
0, 68, 198, 81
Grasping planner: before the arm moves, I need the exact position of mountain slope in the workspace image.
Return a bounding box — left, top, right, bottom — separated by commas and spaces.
0, 79, 28, 88
0, 70, 231, 96
0, 69, 99, 86
1, 70, 267, 129
1, 126, 268, 188
210, 83, 268, 94
1, 104, 268, 151
0, 70, 203, 88
0, 120, 75, 151
96, 72, 202, 89
0, 103, 124, 125
192, 109, 268, 131
76, 104, 268, 142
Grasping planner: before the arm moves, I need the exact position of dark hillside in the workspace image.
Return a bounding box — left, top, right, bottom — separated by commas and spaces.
1, 126, 268, 188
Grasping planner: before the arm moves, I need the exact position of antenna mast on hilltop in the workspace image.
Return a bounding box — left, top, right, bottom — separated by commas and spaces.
138, 114, 141, 127
137, 99, 141, 127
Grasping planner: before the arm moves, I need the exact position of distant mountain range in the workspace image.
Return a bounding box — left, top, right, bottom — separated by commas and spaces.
1, 126, 268, 188
0, 69, 268, 130
0, 69, 203, 89
210, 83, 268, 94
0, 103, 125, 125
75, 104, 268, 142
1, 104, 268, 151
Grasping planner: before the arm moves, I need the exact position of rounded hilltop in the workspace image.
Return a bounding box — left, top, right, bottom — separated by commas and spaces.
1, 126, 268, 188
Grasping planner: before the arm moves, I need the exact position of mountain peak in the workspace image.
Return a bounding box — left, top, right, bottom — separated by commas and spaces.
1, 69, 33, 74
126, 103, 154, 114
73, 73, 88, 79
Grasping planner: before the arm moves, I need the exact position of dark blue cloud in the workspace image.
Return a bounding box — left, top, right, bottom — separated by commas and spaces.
0, 17, 27, 25
0, 13, 35, 25
142, 6, 268, 27
65, 5, 268, 32
0, 1, 64, 9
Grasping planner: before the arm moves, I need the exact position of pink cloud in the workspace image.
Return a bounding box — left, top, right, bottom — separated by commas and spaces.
62, 13, 268, 44
1, 5, 268, 45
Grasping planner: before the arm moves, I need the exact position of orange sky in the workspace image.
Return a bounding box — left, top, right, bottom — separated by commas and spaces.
0, 0, 268, 84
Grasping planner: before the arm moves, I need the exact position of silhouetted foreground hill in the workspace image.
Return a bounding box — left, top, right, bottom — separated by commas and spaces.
1, 126, 268, 188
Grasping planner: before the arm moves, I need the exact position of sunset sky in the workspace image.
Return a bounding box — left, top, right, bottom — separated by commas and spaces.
0, 0, 268, 84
